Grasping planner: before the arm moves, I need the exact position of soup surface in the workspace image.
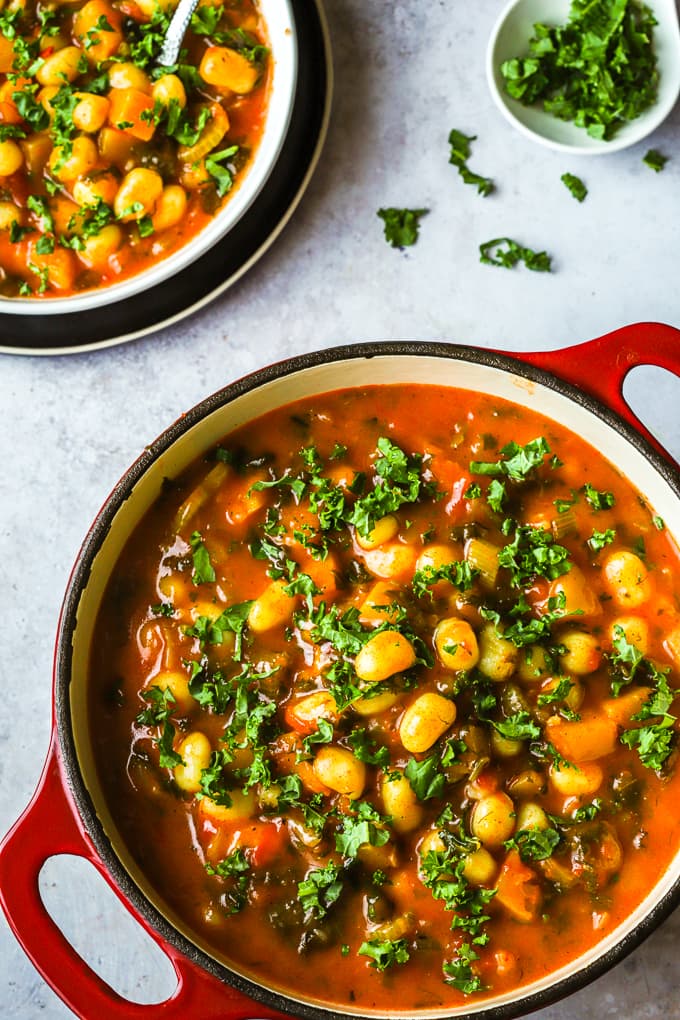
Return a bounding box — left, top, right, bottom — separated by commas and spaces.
0, 0, 269, 297
89, 384, 680, 1013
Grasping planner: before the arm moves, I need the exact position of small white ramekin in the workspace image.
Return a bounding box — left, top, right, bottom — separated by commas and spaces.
486, 0, 680, 156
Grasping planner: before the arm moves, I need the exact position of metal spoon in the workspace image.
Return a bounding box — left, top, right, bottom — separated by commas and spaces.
486, 0, 680, 154
157, 0, 201, 67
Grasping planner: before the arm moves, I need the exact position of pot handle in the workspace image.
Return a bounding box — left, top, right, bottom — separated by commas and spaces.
0, 738, 290, 1020
503, 321, 680, 466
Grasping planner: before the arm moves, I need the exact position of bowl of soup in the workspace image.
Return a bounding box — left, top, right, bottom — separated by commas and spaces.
1, 329, 680, 1020
0, 0, 296, 310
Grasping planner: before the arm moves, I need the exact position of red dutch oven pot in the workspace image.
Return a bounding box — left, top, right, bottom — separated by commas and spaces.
1, 324, 680, 1020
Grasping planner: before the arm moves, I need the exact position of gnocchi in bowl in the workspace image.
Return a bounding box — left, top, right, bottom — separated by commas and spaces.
0, 0, 296, 309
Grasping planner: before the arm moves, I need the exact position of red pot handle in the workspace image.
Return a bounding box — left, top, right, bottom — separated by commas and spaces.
0, 737, 290, 1020
501, 321, 680, 466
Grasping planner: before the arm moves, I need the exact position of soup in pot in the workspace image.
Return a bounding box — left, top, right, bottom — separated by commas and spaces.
89, 384, 680, 1013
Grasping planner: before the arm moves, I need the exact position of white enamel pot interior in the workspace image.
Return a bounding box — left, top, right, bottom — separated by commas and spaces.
1, 0, 297, 317
57, 341, 680, 1020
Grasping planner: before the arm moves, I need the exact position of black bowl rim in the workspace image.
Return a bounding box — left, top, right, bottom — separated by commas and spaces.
55, 339, 680, 1020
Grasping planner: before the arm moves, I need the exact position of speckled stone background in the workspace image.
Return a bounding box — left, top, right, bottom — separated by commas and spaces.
1, 1, 680, 1017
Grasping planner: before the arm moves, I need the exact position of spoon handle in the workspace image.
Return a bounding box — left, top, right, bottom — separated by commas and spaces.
157, 0, 200, 67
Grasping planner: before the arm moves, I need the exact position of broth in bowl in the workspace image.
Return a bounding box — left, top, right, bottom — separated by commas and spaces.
0, 0, 271, 298
89, 383, 680, 1014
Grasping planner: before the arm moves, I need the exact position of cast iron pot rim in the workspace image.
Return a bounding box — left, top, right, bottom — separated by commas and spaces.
55, 339, 680, 1020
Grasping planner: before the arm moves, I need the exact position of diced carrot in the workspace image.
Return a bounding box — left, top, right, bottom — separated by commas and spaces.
284, 690, 338, 736
0, 77, 31, 126
282, 504, 319, 540
602, 687, 653, 726
0, 36, 15, 74
0, 234, 28, 277
0, 100, 21, 126
495, 850, 542, 923
27, 242, 77, 293
297, 550, 340, 601
359, 580, 402, 624
269, 731, 331, 795
545, 713, 618, 763
117, 0, 148, 20
74, 1, 124, 62
200, 813, 287, 869
107, 88, 155, 142
237, 820, 288, 868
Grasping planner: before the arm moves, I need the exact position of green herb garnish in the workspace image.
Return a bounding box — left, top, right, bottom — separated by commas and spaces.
298, 863, 343, 919
470, 436, 551, 482
643, 149, 667, 172
377, 207, 428, 248
448, 129, 494, 196
335, 801, 390, 858
205, 848, 250, 913
500, 0, 659, 141
587, 527, 616, 552
583, 483, 615, 510
561, 172, 587, 201
358, 938, 410, 971
505, 826, 561, 862
404, 754, 446, 800
480, 238, 551, 272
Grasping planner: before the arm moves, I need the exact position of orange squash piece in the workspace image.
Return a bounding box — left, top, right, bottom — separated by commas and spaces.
545, 713, 618, 763
107, 88, 156, 142
495, 850, 542, 923
74, 0, 124, 63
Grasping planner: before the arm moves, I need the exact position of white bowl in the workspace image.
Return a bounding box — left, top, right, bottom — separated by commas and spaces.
1, 0, 298, 316
486, 0, 680, 154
